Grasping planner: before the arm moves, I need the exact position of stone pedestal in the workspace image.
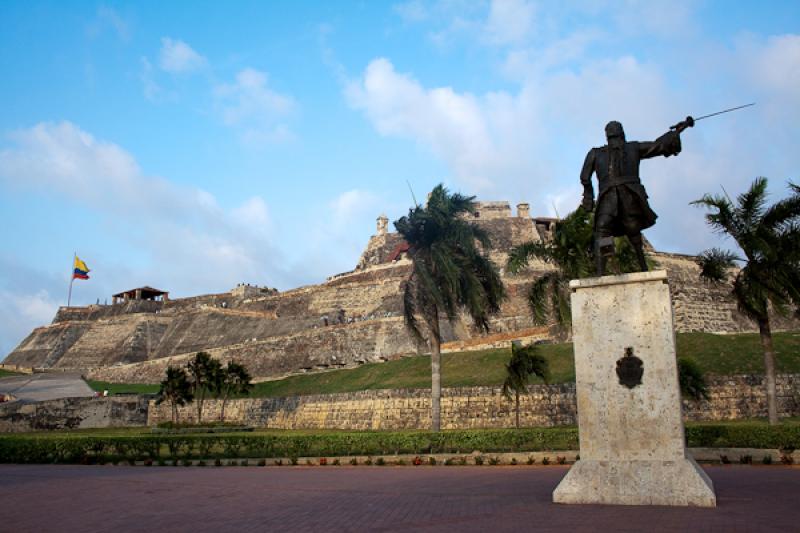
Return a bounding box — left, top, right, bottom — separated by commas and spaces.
553, 271, 716, 507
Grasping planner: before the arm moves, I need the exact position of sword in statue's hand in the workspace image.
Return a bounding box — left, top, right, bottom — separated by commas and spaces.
670, 103, 756, 133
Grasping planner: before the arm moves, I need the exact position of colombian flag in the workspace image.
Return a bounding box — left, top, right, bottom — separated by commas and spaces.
73, 256, 90, 280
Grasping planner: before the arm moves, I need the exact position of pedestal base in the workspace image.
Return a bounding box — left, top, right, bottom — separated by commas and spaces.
553, 271, 717, 507
553, 453, 716, 507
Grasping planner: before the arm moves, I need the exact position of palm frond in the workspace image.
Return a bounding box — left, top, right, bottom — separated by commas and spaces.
696, 248, 739, 283
506, 241, 553, 273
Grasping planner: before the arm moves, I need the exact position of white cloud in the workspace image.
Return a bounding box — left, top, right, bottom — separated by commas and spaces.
214, 68, 295, 145
139, 57, 163, 101
394, 1, 429, 23
0, 289, 60, 357
159, 37, 207, 74
347, 58, 524, 192
484, 0, 536, 45
87, 6, 130, 41
0, 122, 293, 296
330, 189, 380, 229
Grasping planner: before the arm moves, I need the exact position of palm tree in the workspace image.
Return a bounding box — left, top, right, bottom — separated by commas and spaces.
395, 184, 506, 431
156, 367, 193, 424
692, 178, 800, 425
187, 351, 221, 425
502, 341, 550, 428
216, 361, 254, 422
506, 207, 644, 332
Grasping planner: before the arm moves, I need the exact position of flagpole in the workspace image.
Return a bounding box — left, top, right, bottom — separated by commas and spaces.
67, 252, 75, 307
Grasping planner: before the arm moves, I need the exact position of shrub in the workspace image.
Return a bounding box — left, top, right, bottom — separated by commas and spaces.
158, 459, 166, 467
444, 458, 455, 466
240, 460, 248, 466
289, 457, 298, 466
257, 459, 266, 467
762, 455, 773, 465
541, 457, 550, 465
720, 455, 731, 464
526, 456, 534, 465
319, 458, 327, 466
510, 458, 517, 465
556, 456, 566, 465
396, 459, 406, 465
183, 459, 192, 466
198, 460, 207, 467
364, 457, 373, 466
2, 423, 798, 465
739, 455, 752, 465
428, 457, 436, 466
214, 458, 222, 467
376, 457, 386, 466
228, 460, 237, 466
474, 456, 484, 465
488, 456, 501, 465
274, 459, 283, 466
332, 458, 340, 466
349, 458, 358, 466
780, 454, 794, 465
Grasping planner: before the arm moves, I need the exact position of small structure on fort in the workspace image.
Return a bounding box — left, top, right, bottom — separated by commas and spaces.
111, 286, 169, 304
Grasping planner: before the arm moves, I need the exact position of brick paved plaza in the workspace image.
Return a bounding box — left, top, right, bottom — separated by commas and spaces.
1, 464, 798, 532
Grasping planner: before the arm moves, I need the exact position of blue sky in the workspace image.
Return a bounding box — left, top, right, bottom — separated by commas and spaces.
1, 1, 799, 356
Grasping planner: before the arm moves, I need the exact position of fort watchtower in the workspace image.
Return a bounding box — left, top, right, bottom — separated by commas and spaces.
111, 286, 169, 305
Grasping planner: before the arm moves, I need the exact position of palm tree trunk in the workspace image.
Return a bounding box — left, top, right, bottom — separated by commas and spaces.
757, 317, 779, 425
197, 390, 204, 425
515, 391, 520, 429
430, 315, 442, 432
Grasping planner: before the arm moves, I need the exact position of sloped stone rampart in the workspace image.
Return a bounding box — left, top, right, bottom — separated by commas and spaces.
147, 374, 800, 430
87, 317, 419, 384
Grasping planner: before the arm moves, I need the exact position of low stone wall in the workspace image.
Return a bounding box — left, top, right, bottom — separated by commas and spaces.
148, 374, 800, 430
0, 396, 150, 433
147, 384, 577, 429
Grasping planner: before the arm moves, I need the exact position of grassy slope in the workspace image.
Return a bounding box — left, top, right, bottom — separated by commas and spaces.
88, 331, 800, 399
86, 380, 160, 395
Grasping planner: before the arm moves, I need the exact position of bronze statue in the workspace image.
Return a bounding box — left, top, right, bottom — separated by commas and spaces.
581, 104, 755, 276
581, 119, 692, 275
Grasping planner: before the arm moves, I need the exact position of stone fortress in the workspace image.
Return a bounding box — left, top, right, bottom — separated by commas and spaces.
4, 201, 793, 384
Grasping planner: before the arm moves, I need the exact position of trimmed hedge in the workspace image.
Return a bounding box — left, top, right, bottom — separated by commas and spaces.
686, 423, 799, 451
0, 428, 578, 464
0, 423, 797, 464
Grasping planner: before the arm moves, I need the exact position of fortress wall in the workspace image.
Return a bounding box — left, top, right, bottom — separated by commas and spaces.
7, 212, 800, 375
0, 396, 150, 433
86, 317, 419, 384
4, 322, 91, 368
657, 253, 800, 333
146, 374, 800, 430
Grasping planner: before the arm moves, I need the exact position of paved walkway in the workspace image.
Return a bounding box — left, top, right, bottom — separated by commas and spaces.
0, 465, 797, 532
0, 372, 93, 403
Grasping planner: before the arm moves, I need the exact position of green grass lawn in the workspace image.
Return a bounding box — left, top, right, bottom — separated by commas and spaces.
85, 380, 160, 395
90, 330, 800, 399
0, 369, 23, 378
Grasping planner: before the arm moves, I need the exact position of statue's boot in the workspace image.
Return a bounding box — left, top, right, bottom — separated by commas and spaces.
595, 235, 614, 276
629, 233, 648, 272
